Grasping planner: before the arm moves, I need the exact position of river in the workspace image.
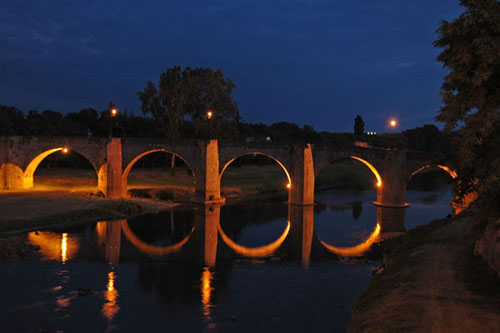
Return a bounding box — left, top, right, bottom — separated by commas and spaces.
0, 187, 453, 332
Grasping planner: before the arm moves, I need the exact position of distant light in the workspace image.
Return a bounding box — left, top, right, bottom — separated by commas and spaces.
389, 119, 397, 128
287, 183, 291, 189
207, 110, 213, 119
110, 108, 118, 117
62, 147, 69, 154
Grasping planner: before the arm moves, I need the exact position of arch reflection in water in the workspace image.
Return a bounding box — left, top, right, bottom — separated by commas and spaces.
318, 224, 381, 257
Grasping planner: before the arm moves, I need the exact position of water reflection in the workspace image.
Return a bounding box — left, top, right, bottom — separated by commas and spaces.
28, 231, 79, 262
94, 203, 407, 268
102, 270, 119, 321
201, 267, 214, 320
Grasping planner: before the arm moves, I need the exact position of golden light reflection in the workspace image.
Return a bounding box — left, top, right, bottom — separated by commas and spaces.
102, 271, 119, 321
61, 233, 68, 263
350, 156, 382, 187
218, 221, 290, 257
28, 231, 79, 262
201, 267, 214, 319
120, 220, 193, 257
319, 223, 381, 257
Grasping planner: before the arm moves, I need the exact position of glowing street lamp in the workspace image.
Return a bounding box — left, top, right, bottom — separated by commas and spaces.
389, 119, 397, 128
62, 147, 69, 154
207, 110, 214, 139
110, 108, 118, 137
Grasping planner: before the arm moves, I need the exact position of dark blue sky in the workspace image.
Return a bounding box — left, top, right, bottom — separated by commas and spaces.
0, 0, 463, 132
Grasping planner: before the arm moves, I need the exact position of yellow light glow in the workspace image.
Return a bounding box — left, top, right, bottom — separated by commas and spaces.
350, 156, 382, 187
24, 148, 64, 188
218, 221, 290, 257
287, 183, 291, 189
207, 110, 213, 119
201, 267, 213, 319
62, 147, 69, 154
409, 164, 458, 180
390, 119, 397, 128
103, 271, 119, 321
319, 223, 381, 257
110, 108, 118, 116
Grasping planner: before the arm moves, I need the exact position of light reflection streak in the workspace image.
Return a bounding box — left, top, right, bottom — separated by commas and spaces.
102, 271, 119, 321
201, 267, 214, 320
218, 221, 290, 257
319, 223, 381, 257
61, 233, 68, 263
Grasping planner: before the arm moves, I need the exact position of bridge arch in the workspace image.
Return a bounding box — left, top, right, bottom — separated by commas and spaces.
122, 149, 195, 194
315, 155, 382, 189
408, 164, 457, 182
218, 221, 290, 257
219, 152, 292, 187
23, 147, 99, 189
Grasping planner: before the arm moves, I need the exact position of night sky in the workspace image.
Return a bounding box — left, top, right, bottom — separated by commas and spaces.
0, 0, 463, 132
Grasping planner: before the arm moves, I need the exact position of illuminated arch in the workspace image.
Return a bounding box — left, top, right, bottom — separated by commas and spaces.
408, 164, 457, 181
218, 221, 290, 257
220, 153, 292, 187
318, 223, 381, 257
120, 220, 193, 257
23, 148, 98, 189
122, 149, 195, 188
350, 156, 382, 187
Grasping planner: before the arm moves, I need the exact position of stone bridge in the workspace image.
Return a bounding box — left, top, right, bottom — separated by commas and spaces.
0, 136, 453, 207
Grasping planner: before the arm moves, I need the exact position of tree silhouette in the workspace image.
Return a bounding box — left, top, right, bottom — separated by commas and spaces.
354, 115, 365, 136
434, 0, 500, 214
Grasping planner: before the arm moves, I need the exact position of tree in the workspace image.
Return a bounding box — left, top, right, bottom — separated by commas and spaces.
434, 0, 500, 214
354, 115, 365, 136
138, 66, 239, 139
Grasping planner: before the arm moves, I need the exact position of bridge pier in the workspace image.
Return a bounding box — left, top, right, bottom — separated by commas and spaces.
374, 150, 409, 208
105, 138, 124, 198
193, 140, 225, 205
289, 144, 315, 205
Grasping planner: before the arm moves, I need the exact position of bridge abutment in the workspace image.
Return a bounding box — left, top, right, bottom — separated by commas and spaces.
289, 144, 315, 205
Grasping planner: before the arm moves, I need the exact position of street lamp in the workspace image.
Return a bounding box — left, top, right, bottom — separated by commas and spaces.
110, 108, 118, 137
62, 147, 69, 154
389, 118, 398, 149
207, 110, 214, 139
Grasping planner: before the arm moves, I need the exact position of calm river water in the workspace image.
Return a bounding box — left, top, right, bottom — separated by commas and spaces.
0, 188, 453, 332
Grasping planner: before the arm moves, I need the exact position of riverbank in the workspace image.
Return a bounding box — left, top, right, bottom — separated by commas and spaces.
0, 191, 178, 235
349, 212, 500, 332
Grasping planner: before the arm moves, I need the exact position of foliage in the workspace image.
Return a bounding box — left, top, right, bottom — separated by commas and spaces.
137, 66, 240, 139
354, 115, 365, 136
434, 0, 500, 215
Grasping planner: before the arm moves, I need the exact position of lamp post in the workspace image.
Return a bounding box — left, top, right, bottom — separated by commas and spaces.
207, 110, 213, 140
389, 118, 398, 149
110, 108, 118, 137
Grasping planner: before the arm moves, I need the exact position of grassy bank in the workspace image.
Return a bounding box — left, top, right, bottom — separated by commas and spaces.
349, 212, 500, 332
0, 192, 178, 235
